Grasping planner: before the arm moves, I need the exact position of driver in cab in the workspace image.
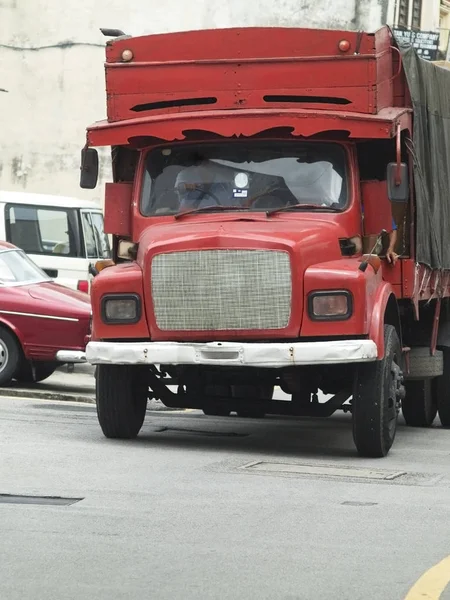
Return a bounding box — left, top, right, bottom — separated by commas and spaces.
175, 160, 238, 211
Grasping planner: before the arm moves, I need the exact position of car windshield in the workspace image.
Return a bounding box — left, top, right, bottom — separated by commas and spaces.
0, 249, 51, 286
140, 142, 348, 216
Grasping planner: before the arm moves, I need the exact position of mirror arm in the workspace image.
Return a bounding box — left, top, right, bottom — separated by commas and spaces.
89, 263, 99, 277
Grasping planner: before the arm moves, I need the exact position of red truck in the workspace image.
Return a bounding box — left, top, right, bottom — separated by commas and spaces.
82, 26, 450, 457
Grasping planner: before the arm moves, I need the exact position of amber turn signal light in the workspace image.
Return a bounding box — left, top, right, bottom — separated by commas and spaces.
95, 259, 115, 272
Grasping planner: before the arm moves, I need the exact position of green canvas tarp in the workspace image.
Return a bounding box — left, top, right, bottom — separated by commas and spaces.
396, 41, 450, 270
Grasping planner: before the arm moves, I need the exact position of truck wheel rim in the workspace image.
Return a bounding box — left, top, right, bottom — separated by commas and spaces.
0, 340, 9, 373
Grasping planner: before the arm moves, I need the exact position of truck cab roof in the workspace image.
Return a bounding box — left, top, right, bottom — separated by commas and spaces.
86, 26, 412, 148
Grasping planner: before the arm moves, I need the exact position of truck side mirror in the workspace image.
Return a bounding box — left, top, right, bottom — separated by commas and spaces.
387, 163, 409, 203
80, 148, 99, 189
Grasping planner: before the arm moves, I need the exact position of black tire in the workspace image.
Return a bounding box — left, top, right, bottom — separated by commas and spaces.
434, 349, 450, 427
352, 325, 402, 458
236, 409, 267, 419
0, 328, 21, 386
34, 363, 58, 382
292, 392, 312, 406
402, 379, 437, 427
203, 406, 231, 417
202, 385, 231, 417
16, 361, 58, 384
96, 364, 149, 439
234, 384, 273, 419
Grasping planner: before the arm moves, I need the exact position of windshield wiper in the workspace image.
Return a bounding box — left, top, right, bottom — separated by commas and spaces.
266, 203, 340, 217
174, 205, 248, 220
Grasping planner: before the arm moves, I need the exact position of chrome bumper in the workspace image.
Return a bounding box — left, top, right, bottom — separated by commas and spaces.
86, 340, 377, 368
56, 350, 87, 364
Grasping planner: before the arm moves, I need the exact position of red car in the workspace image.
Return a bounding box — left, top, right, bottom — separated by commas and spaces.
0, 241, 90, 385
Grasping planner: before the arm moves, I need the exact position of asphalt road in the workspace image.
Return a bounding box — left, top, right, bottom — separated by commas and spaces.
1, 396, 450, 600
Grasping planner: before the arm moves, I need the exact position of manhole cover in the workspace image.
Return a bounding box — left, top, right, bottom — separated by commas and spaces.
0, 494, 83, 506
241, 461, 406, 481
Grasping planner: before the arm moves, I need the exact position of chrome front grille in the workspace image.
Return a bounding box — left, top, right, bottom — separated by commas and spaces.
151, 249, 292, 331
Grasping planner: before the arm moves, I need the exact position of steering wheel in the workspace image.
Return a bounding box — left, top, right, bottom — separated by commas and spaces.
184, 185, 221, 207
152, 190, 180, 214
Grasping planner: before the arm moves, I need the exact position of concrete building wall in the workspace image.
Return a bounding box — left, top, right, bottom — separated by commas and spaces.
440, 1, 450, 59
391, 0, 442, 31
0, 0, 392, 203
418, 2, 441, 31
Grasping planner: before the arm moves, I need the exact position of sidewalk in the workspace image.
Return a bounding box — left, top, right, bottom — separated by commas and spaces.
0, 363, 96, 403
0, 363, 178, 410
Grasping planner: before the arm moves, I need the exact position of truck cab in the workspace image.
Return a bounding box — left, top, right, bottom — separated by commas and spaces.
83, 26, 450, 457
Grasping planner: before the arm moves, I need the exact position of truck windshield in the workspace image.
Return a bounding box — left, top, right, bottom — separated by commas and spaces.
140, 142, 348, 216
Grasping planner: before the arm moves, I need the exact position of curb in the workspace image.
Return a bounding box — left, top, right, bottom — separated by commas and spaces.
0, 387, 95, 404
0, 387, 183, 411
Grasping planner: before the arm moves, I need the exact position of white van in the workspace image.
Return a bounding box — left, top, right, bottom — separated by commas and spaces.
0, 191, 111, 292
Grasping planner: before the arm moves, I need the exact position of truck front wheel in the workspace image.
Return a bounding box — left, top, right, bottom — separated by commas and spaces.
96, 364, 149, 439
352, 325, 402, 458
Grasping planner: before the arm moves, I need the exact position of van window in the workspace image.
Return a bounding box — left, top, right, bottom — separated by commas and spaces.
81, 211, 111, 259
5, 204, 80, 257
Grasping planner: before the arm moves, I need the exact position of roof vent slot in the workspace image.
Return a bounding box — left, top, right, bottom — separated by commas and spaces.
264, 95, 351, 105
131, 97, 217, 112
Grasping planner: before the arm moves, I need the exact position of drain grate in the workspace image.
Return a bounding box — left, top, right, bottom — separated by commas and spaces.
0, 494, 83, 506
241, 461, 406, 481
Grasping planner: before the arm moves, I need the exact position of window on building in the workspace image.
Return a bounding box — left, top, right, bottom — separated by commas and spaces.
412, 0, 422, 29
398, 0, 410, 27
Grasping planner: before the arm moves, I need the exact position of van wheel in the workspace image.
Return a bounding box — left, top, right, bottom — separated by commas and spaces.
402, 379, 437, 427
0, 328, 20, 386
352, 325, 403, 457
96, 365, 149, 439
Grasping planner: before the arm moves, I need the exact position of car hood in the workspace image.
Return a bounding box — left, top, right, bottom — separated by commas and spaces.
27, 282, 91, 316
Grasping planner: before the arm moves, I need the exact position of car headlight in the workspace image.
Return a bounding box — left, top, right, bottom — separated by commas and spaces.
101, 294, 141, 324
308, 291, 352, 321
